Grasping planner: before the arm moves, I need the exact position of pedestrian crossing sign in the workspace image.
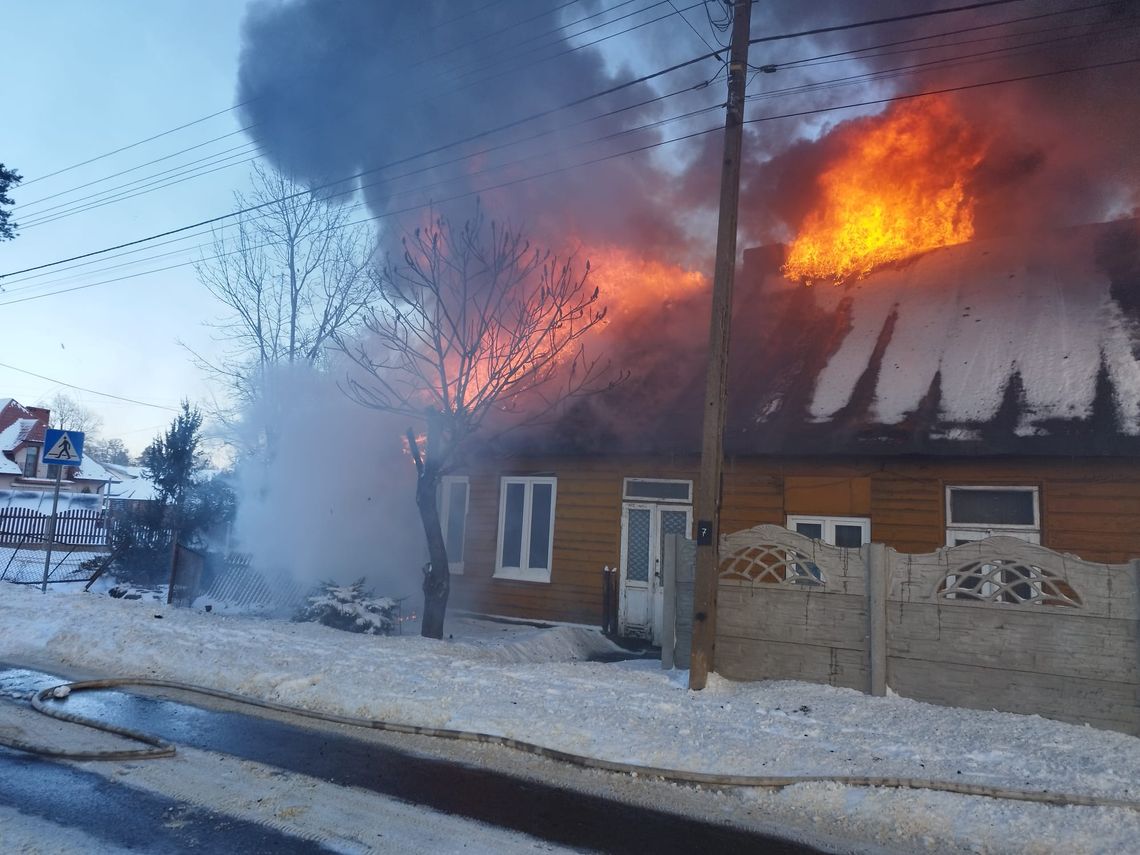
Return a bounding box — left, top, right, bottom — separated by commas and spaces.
41, 429, 85, 466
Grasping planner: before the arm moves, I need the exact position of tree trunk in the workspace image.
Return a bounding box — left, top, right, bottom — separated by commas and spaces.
416, 462, 450, 639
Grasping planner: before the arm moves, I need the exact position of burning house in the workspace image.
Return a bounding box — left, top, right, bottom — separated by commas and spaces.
232, 0, 1140, 649
443, 215, 1140, 638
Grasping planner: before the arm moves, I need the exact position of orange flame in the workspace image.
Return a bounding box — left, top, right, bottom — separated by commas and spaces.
782, 97, 985, 283
585, 245, 707, 317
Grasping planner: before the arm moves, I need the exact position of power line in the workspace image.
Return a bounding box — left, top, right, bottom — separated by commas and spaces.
16, 128, 258, 213
18, 142, 264, 229
745, 19, 1138, 104
1, 95, 727, 301
748, 0, 1034, 47
9, 14, 1137, 295
669, 0, 722, 55
3, 55, 1135, 309
19, 103, 250, 188
0, 361, 180, 412
0, 0, 1105, 282
24, 4, 1107, 234
0, 47, 723, 281
14, 0, 550, 190
2, 77, 718, 293
773, 1, 1122, 71
742, 54, 1140, 124
12, 0, 684, 233
0, 72, 720, 293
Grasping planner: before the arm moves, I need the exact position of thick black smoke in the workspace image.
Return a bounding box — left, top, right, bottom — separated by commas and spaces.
237, 0, 714, 263
234, 0, 1140, 464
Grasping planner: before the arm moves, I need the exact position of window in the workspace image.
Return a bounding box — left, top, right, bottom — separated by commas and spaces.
786, 515, 870, 548
438, 476, 469, 574
22, 447, 37, 478
622, 478, 692, 504
945, 486, 1040, 546
495, 476, 557, 582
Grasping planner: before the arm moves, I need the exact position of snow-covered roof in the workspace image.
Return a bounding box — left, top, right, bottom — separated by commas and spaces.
799, 222, 1140, 434
72, 456, 115, 483
530, 219, 1140, 458
0, 418, 38, 453
104, 462, 160, 501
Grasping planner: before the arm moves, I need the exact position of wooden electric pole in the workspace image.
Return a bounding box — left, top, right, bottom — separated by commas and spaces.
689, 0, 753, 690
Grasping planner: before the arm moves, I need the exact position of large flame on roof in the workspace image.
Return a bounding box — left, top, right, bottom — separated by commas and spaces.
585, 244, 707, 317
782, 97, 985, 283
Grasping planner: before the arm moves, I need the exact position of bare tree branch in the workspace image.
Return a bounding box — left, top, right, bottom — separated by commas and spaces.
335, 206, 619, 639
189, 164, 379, 443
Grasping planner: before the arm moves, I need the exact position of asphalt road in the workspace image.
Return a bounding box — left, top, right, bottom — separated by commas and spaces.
0, 665, 827, 854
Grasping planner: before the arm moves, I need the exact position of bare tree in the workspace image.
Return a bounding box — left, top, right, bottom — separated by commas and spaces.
338, 208, 614, 639
192, 163, 378, 448
40, 393, 103, 438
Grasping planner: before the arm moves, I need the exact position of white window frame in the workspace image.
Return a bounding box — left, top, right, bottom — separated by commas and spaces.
22, 447, 37, 478
438, 475, 469, 574
622, 477, 693, 504
494, 476, 557, 583
945, 485, 1040, 546
786, 514, 871, 547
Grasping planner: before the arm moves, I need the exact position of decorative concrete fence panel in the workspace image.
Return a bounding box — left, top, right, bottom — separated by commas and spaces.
716, 525, 871, 692
888, 537, 1139, 734
714, 525, 1140, 735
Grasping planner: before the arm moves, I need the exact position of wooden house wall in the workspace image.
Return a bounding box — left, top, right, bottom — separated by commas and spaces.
449, 454, 1140, 625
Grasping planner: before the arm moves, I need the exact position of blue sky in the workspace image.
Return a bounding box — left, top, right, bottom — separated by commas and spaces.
2, 2, 253, 451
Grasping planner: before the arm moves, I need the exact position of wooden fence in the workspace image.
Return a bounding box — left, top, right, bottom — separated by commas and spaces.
0, 508, 108, 547
711, 525, 1140, 735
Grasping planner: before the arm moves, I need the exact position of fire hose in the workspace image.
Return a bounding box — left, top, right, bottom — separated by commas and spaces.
5, 676, 1140, 811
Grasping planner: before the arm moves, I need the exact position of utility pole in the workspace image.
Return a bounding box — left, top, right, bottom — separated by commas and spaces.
689, 0, 753, 690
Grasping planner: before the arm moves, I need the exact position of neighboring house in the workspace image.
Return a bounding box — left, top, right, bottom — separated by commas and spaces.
0, 398, 116, 512
442, 219, 1140, 643
103, 462, 160, 504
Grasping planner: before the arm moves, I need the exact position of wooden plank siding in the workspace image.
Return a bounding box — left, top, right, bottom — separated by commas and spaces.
448, 454, 1140, 625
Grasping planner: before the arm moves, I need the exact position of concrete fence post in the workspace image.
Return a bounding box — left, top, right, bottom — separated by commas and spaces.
866, 542, 889, 696
662, 535, 678, 670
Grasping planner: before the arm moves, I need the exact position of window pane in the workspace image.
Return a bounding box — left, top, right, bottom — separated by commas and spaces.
502, 482, 525, 568
625, 508, 651, 583
445, 481, 466, 562
795, 522, 823, 540
528, 483, 553, 570
834, 524, 864, 548
624, 479, 690, 502
950, 489, 1035, 525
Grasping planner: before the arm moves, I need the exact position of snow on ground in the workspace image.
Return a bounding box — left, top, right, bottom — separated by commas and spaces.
0, 546, 105, 585
2, 581, 1139, 854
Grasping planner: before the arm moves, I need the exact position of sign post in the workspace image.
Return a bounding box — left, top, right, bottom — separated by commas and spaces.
40, 429, 85, 593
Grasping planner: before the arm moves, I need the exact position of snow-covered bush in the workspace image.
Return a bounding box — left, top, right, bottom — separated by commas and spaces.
293, 579, 397, 635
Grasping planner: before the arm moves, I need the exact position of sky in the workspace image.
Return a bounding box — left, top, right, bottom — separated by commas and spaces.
5, 0, 1136, 462
2, 2, 253, 453
3, 582, 1140, 853
0, 0, 724, 457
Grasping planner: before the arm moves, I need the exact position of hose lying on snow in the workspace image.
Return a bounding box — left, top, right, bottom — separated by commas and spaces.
8, 676, 1140, 811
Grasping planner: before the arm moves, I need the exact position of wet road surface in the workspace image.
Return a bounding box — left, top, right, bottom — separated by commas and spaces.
1, 664, 826, 853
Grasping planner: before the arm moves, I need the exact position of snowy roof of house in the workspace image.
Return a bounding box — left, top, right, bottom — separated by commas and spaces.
104, 463, 160, 501
531, 218, 1140, 458
0, 418, 38, 454
73, 456, 115, 483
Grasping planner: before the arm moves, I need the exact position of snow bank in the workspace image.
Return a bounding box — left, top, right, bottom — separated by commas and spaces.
3, 582, 1139, 853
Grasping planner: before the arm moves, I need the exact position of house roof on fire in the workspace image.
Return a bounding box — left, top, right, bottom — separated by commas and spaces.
534, 218, 1140, 458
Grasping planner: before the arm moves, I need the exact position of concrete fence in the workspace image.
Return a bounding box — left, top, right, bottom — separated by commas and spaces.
712, 525, 1140, 735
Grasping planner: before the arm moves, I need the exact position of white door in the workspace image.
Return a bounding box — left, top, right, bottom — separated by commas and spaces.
619, 503, 691, 645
